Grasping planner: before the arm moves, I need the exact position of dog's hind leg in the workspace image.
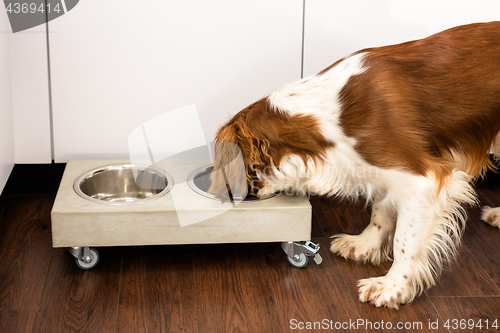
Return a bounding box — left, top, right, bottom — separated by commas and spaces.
357, 170, 476, 308
481, 206, 500, 228
330, 193, 397, 265
480, 133, 500, 229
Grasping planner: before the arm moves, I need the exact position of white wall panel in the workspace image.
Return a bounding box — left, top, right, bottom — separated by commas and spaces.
10, 23, 51, 163
0, 8, 14, 194
50, 0, 303, 162
304, 0, 500, 77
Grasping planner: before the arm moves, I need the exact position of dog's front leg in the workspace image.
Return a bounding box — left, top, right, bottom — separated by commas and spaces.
357, 171, 475, 309
357, 194, 429, 308
330, 193, 396, 264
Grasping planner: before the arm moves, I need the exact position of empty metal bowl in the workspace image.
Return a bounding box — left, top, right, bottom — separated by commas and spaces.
74, 164, 174, 205
187, 165, 275, 202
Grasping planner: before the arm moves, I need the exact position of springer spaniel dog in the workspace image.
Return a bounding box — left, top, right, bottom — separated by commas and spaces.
208, 22, 500, 308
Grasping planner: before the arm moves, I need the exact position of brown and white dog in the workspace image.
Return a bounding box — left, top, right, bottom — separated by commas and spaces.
208, 22, 500, 308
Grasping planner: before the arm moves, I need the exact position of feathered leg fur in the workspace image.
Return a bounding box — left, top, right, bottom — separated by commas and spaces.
355, 170, 476, 308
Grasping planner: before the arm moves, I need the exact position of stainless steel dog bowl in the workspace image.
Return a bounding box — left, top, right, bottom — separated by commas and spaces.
74, 164, 174, 205
187, 165, 274, 202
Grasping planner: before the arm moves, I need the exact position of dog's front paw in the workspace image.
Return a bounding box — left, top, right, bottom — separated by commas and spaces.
481, 206, 500, 228
330, 234, 388, 265
357, 276, 413, 309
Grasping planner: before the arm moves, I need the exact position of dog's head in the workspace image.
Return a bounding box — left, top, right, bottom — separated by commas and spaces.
208, 99, 273, 202
208, 97, 333, 202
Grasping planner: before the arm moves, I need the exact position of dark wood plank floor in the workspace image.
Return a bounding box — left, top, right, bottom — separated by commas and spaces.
1, 175, 500, 332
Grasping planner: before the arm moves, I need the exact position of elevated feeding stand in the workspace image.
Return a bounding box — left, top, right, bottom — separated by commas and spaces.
52, 159, 322, 270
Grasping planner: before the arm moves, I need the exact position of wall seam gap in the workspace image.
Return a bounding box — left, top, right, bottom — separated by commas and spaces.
45, 0, 55, 163
300, 0, 306, 79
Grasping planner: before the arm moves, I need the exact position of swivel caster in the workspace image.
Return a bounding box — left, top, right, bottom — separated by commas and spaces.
281, 241, 322, 268
68, 247, 100, 270
286, 252, 310, 269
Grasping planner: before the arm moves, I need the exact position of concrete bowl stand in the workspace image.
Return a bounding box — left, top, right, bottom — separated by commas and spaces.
51, 159, 322, 269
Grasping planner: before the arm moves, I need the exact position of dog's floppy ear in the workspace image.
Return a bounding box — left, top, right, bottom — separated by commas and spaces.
208, 100, 275, 202
208, 123, 248, 203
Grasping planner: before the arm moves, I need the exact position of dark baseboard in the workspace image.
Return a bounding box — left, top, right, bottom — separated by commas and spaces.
1, 157, 499, 197
2, 163, 67, 196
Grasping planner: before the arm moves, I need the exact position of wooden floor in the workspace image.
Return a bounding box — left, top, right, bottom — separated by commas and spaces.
1, 172, 500, 332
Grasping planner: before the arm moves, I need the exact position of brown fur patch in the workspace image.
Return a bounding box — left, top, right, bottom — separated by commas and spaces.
338, 22, 500, 187
246, 99, 335, 167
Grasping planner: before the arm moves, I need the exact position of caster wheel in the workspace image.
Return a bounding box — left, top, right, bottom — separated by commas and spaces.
75, 248, 100, 270
286, 252, 309, 268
